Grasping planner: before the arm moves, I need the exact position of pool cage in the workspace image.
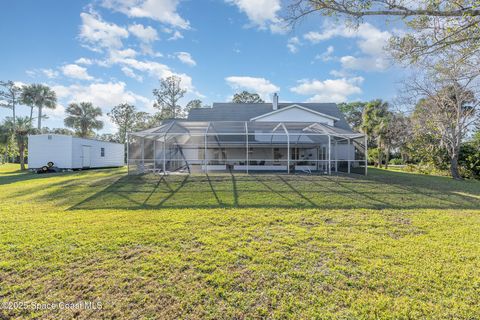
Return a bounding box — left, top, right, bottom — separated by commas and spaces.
127, 120, 367, 175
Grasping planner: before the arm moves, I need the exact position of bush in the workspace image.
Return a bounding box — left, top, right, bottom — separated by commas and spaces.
459, 143, 480, 179
403, 163, 450, 176
367, 147, 379, 165
389, 158, 404, 165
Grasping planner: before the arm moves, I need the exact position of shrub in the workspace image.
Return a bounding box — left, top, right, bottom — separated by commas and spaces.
459, 143, 480, 179
367, 147, 379, 165
389, 158, 404, 165
403, 163, 450, 176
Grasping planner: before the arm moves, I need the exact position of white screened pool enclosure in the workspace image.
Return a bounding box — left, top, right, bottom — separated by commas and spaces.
127, 120, 367, 175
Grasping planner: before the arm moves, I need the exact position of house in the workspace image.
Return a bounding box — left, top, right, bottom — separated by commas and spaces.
28, 134, 124, 170
128, 94, 367, 175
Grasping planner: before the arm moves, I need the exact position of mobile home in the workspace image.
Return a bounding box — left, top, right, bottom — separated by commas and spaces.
28, 134, 124, 169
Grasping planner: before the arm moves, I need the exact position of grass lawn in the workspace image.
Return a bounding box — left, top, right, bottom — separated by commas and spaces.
1, 163, 479, 319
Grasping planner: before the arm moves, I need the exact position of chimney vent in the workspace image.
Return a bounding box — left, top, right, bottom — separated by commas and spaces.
272, 93, 279, 110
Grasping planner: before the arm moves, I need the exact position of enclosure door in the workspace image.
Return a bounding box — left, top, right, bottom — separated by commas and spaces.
82, 145, 91, 168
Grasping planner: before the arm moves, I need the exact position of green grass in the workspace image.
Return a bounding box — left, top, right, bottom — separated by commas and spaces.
1, 163, 479, 319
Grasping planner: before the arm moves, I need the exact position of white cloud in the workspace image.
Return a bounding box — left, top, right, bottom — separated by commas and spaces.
128, 23, 159, 42
75, 57, 93, 65
61, 64, 95, 81
176, 52, 196, 66
13, 81, 27, 88
162, 27, 184, 40
329, 69, 351, 78
225, 76, 279, 101
72, 8, 200, 98
304, 22, 392, 71
101, 0, 190, 29
25, 70, 36, 77
226, 0, 285, 33
168, 30, 183, 40
27, 68, 59, 79
121, 66, 143, 82
42, 69, 59, 79
116, 58, 175, 79
287, 37, 300, 53
79, 11, 129, 51
139, 44, 163, 57
290, 77, 364, 102
340, 55, 389, 71
304, 28, 353, 43
315, 46, 334, 62
52, 81, 153, 131
109, 48, 138, 60
47, 103, 66, 120
112, 57, 201, 96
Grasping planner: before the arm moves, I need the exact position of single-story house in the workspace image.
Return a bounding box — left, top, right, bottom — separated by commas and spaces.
128, 94, 367, 175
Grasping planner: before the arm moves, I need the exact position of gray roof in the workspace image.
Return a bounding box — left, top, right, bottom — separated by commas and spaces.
187, 103, 353, 131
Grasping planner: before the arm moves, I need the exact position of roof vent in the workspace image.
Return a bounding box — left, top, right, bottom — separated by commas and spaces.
272, 93, 279, 110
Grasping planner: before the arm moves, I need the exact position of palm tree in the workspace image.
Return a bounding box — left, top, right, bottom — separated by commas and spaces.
20, 84, 57, 130
64, 102, 104, 138
361, 100, 391, 168
2, 117, 33, 170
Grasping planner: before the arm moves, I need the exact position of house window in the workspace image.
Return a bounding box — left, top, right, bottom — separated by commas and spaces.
101, 147, 105, 157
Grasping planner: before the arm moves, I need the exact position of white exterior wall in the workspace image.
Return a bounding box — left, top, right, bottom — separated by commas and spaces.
254, 107, 335, 125
28, 134, 123, 169
72, 137, 124, 168
28, 134, 73, 169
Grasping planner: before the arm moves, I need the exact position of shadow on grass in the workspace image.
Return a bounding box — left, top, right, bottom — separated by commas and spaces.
68, 168, 480, 211
0, 170, 71, 185
0, 167, 124, 186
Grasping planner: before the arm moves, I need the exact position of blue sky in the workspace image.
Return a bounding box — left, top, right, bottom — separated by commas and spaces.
0, 0, 405, 132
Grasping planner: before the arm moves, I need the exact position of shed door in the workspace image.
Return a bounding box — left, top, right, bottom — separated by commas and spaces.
82, 145, 91, 167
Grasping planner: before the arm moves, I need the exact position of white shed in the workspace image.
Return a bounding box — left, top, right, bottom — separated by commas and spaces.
28, 134, 124, 169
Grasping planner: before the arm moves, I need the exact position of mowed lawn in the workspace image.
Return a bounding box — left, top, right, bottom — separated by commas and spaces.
1, 164, 480, 319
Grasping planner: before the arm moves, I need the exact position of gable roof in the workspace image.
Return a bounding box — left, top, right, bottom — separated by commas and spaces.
250, 104, 340, 121
187, 103, 353, 131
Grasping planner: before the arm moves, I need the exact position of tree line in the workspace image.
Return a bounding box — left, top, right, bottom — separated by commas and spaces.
340, 91, 480, 180
288, 0, 480, 179
0, 76, 266, 170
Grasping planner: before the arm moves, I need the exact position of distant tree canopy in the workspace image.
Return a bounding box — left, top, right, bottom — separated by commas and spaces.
153, 75, 186, 119
185, 99, 203, 112
40, 127, 75, 135
0, 81, 22, 130
108, 103, 147, 144
338, 101, 365, 131
232, 91, 265, 103
96, 133, 121, 143
337, 94, 479, 178
1, 117, 33, 170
